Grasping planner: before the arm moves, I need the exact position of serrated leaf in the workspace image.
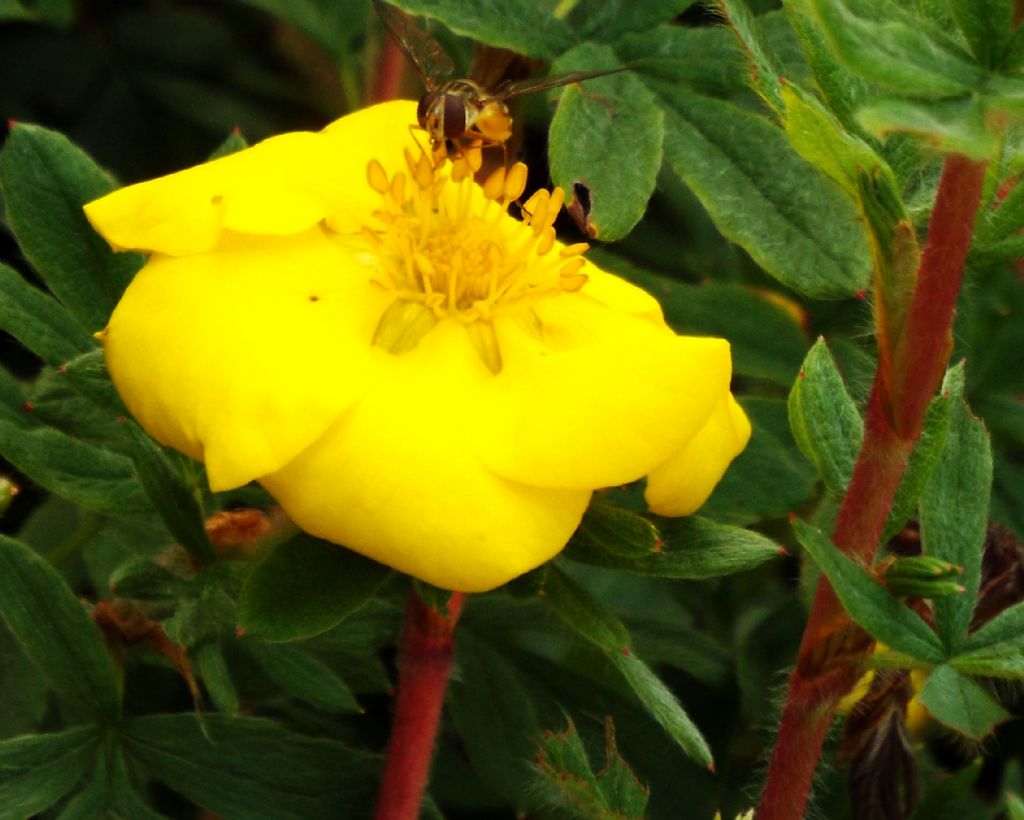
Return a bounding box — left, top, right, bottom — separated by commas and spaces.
651, 81, 872, 298
385, 0, 575, 59
237, 534, 392, 642
919, 365, 991, 653
717, 0, 785, 113
807, 0, 985, 99
916, 664, 1009, 740
447, 633, 544, 801
0, 536, 121, 720
0, 264, 94, 367
541, 566, 712, 767
949, 0, 1014, 69
566, 515, 782, 579
0, 124, 142, 330
0, 419, 148, 514
549, 43, 662, 241
0, 727, 98, 820
857, 96, 1000, 160
125, 422, 213, 565
121, 714, 379, 819
533, 718, 648, 820
788, 338, 864, 496
240, 639, 361, 713
793, 519, 945, 663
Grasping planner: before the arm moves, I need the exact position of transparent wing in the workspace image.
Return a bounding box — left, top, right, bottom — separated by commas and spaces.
374, 0, 455, 90
468, 44, 534, 92
493, 68, 626, 101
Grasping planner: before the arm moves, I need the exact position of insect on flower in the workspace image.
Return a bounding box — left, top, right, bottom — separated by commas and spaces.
375, 0, 622, 162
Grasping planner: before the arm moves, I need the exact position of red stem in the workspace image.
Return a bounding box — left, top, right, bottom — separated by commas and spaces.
374, 590, 466, 820
757, 154, 988, 820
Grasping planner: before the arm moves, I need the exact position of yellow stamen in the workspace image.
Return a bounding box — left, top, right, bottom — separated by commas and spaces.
365, 152, 590, 368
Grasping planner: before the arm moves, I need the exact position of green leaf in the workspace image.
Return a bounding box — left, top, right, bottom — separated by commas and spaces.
59, 349, 126, 415
25, 367, 124, 445
122, 714, 379, 819
0, 367, 29, 429
240, 639, 361, 713
783, 0, 872, 133
716, 0, 785, 114
0, 124, 142, 330
882, 388, 952, 542
857, 96, 1000, 160
963, 600, 1024, 654
570, 496, 661, 559
616, 24, 751, 97
0, 419, 149, 514
788, 338, 864, 496
543, 565, 631, 653
572, 0, 695, 41
781, 82, 892, 202
0, 536, 121, 720
919, 365, 992, 653
651, 81, 872, 298
236, 0, 369, 58
533, 718, 648, 820
542, 566, 713, 768
566, 515, 783, 579
195, 643, 239, 715
58, 744, 166, 820
792, 519, 945, 663
162, 581, 236, 648
0, 264, 94, 367
109, 558, 194, 600
237, 534, 392, 642
949, 0, 1014, 69
125, 422, 214, 565
549, 43, 662, 241
916, 664, 1009, 740
385, 0, 576, 59
447, 633, 544, 801
807, 0, 985, 98
949, 601, 1024, 679
0, 727, 98, 820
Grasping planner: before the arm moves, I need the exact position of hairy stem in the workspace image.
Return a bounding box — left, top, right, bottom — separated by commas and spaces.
374, 590, 466, 820
757, 154, 988, 820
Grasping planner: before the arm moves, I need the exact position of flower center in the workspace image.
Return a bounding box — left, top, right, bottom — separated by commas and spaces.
361, 148, 589, 371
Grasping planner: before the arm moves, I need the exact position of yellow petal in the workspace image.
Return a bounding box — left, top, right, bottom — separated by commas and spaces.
103, 229, 386, 490
578, 260, 665, 322
473, 294, 733, 488
260, 322, 592, 592
84, 100, 425, 255
644, 392, 751, 516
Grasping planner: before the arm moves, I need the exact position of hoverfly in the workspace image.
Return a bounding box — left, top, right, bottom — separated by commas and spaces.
374, 0, 621, 161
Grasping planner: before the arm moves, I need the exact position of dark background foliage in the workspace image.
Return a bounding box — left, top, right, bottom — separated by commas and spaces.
1, 1, 1023, 818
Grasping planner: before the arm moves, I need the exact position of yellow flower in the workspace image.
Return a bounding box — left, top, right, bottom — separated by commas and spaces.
84, 101, 750, 592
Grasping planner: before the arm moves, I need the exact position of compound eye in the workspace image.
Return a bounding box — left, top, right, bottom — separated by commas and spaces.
442, 94, 467, 140
417, 92, 437, 127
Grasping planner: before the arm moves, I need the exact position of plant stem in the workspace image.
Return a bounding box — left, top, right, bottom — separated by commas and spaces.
757, 153, 988, 820
374, 589, 467, 820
